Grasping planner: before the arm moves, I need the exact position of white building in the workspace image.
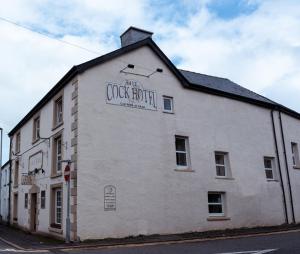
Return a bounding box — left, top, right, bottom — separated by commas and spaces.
1, 161, 10, 223
8, 27, 300, 241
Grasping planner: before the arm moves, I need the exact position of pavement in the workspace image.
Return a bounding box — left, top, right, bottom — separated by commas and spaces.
0, 223, 300, 253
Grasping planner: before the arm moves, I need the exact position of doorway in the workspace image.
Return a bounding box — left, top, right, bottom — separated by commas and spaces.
30, 193, 37, 232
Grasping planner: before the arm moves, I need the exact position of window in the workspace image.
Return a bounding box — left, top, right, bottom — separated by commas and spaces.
24, 193, 28, 209
54, 97, 63, 127
208, 193, 224, 216
55, 189, 62, 225
291, 142, 300, 167
33, 116, 40, 142
215, 152, 231, 177
175, 136, 190, 169
53, 135, 62, 174
14, 160, 19, 187
41, 190, 46, 209
264, 157, 275, 180
163, 96, 174, 113
15, 132, 21, 153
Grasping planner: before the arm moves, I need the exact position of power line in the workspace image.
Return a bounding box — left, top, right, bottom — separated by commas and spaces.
0, 16, 100, 55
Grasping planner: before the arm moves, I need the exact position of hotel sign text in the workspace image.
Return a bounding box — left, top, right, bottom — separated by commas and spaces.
106, 80, 157, 111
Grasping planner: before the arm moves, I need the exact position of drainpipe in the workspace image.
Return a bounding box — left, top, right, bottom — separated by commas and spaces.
271, 110, 288, 224
279, 111, 296, 224
0, 128, 2, 222
8, 137, 12, 226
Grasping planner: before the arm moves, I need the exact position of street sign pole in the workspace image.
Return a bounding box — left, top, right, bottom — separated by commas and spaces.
63, 163, 71, 243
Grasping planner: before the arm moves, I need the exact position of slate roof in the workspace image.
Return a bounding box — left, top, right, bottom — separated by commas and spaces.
180, 69, 277, 106
8, 37, 300, 136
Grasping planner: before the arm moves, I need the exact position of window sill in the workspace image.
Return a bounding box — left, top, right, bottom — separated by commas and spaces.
174, 168, 194, 173
163, 111, 174, 114
32, 138, 40, 145
51, 172, 62, 179
293, 166, 300, 170
49, 226, 62, 234
207, 216, 231, 221
267, 179, 279, 182
215, 177, 234, 180
52, 122, 64, 131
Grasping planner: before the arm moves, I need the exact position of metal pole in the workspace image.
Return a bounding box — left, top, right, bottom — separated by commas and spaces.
66, 175, 71, 243
0, 128, 3, 221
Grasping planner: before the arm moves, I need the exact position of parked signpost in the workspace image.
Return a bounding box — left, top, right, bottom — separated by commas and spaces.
64, 163, 71, 243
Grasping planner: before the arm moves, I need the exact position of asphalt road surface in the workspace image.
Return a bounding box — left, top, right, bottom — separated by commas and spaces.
1, 230, 300, 253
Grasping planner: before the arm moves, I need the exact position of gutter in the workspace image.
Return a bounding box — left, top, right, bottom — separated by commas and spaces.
279, 110, 296, 223
271, 110, 288, 224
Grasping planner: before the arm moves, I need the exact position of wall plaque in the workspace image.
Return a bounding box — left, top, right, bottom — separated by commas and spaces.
106, 80, 157, 111
28, 151, 43, 173
104, 185, 116, 211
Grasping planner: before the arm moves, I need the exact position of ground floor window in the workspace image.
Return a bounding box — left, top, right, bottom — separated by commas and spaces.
41, 190, 46, 209
208, 192, 225, 216
50, 185, 63, 229
24, 193, 28, 209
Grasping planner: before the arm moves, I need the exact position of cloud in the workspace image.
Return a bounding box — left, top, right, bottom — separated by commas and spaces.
0, 0, 300, 162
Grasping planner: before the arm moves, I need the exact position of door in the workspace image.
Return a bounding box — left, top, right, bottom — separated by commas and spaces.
30, 193, 37, 232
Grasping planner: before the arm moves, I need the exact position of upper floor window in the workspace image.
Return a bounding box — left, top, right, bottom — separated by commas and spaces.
15, 132, 21, 153
53, 135, 62, 175
163, 96, 174, 113
264, 157, 275, 180
54, 96, 63, 127
33, 116, 40, 142
291, 142, 300, 168
215, 152, 231, 178
175, 136, 190, 170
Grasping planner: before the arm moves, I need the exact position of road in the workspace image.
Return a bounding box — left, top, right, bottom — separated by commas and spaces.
1, 230, 300, 253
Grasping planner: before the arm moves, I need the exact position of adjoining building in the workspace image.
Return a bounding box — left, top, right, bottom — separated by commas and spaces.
1, 161, 10, 223
7, 27, 300, 241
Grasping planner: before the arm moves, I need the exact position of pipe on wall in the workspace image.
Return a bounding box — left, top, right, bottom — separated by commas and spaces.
279, 110, 296, 224
270, 110, 288, 224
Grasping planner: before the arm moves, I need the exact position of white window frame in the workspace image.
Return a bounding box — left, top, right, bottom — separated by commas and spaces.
163, 96, 174, 113
264, 157, 275, 180
54, 136, 62, 173
55, 97, 63, 126
15, 132, 21, 153
175, 136, 190, 170
33, 116, 40, 141
55, 189, 62, 225
215, 152, 230, 177
208, 192, 225, 217
291, 142, 300, 167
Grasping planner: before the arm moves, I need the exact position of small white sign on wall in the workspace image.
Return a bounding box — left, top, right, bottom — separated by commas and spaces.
104, 185, 116, 211
28, 151, 43, 172
106, 79, 157, 111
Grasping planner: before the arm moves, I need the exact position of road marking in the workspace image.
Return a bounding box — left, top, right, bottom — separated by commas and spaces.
0, 249, 48, 253
216, 249, 277, 254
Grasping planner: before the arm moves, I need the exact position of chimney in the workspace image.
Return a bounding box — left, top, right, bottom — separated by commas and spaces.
120, 27, 153, 47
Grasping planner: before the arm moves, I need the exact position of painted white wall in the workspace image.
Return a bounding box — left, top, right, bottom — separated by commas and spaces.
9, 80, 74, 238
76, 45, 289, 240
1, 162, 10, 221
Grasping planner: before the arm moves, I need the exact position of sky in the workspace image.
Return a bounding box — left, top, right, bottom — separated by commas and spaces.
1, 0, 300, 163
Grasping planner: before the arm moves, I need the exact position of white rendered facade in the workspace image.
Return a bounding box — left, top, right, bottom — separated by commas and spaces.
8, 27, 300, 241
1, 161, 10, 222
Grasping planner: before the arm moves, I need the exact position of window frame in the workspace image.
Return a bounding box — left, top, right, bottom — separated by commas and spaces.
32, 115, 40, 142
215, 152, 229, 177
175, 136, 191, 170
53, 96, 63, 128
24, 193, 28, 209
52, 133, 63, 176
264, 157, 275, 180
208, 192, 225, 217
15, 132, 21, 154
291, 142, 300, 168
41, 190, 46, 209
55, 188, 62, 225
162, 96, 174, 113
